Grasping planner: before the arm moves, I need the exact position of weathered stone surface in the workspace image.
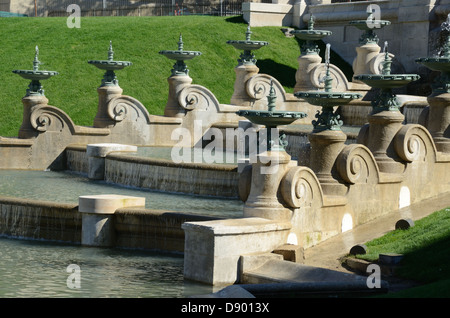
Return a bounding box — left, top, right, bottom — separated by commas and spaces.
273, 244, 304, 263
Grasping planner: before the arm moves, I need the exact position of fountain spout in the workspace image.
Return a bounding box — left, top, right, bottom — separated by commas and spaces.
382, 41, 392, 76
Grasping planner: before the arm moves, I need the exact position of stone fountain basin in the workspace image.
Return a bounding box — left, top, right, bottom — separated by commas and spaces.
236, 110, 307, 127
348, 20, 391, 31
294, 91, 362, 107
353, 74, 420, 89
416, 57, 450, 73
12, 69, 59, 80
159, 50, 202, 61
226, 40, 268, 51
88, 60, 132, 71
290, 30, 332, 41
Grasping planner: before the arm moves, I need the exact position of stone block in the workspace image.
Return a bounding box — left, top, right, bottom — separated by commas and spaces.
182, 217, 291, 285
79, 194, 145, 247
86, 143, 137, 180
79, 194, 145, 214
272, 244, 304, 263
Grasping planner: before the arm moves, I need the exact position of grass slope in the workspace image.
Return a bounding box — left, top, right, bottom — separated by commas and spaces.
356, 207, 450, 297
0, 15, 306, 137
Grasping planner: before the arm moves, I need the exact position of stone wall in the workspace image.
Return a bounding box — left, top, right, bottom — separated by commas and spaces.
244, 0, 450, 75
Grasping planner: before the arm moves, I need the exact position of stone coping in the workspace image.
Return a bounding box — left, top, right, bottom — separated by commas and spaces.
78, 194, 145, 214
182, 217, 291, 235
0, 195, 78, 210
86, 143, 137, 157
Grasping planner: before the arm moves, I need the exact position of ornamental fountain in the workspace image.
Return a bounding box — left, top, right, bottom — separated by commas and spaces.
236, 82, 307, 221
290, 15, 332, 92
416, 14, 450, 154
290, 15, 350, 94
159, 34, 202, 117
227, 24, 269, 106
88, 41, 133, 128
13, 46, 59, 139
295, 44, 362, 195
354, 42, 420, 174
349, 5, 392, 83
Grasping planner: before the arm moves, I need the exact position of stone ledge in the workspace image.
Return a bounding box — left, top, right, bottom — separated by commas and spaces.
78, 194, 145, 214
86, 143, 137, 158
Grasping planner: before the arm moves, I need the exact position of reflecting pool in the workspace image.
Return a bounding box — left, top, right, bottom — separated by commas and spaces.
0, 237, 212, 297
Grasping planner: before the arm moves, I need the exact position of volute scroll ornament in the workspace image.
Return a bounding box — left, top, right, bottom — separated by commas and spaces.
394, 124, 437, 163
30, 105, 77, 134
280, 166, 323, 209
336, 144, 380, 185
246, 74, 283, 101
177, 84, 220, 111
107, 95, 151, 123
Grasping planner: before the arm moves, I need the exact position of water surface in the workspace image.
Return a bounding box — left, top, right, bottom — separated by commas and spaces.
0, 237, 212, 298
0, 170, 243, 218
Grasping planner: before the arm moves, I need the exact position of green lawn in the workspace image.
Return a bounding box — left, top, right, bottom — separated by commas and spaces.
355, 207, 450, 297
0, 15, 308, 137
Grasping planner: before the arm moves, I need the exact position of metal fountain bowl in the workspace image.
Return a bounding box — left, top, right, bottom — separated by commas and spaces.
415, 57, 450, 73
290, 29, 332, 41
226, 40, 268, 52
353, 73, 421, 89
12, 69, 58, 81
87, 59, 132, 71
158, 49, 202, 61
236, 109, 307, 127
294, 91, 362, 107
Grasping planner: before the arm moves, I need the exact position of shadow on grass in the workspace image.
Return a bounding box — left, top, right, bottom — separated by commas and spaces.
257, 59, 297, 90
397, 234, 450, 284
225, 15, 246, 24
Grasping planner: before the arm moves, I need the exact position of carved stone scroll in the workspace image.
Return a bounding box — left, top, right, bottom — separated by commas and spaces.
394, 124, 437, 163
107, 95, 151, 124
30, 105, 77, 134
178, 84, 220, 111
246, 74, 284, 101
280, 166, 323, 209
336, 144, 380, 185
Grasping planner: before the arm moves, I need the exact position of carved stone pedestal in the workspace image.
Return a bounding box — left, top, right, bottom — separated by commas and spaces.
94, 85, 123, 128
308, 129, 348, 195
353, 43, 381, 83
364, 110, 406, 174
19, 95, 49, 139
164, 74, 193, 117
294, 53, 322, 92
243, 150, 295, 221
231, 64, 260, 106
426, 92, 450, 153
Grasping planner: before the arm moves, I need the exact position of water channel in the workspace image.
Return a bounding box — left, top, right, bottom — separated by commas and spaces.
0, 236, 212, 297
0, 169, 242, 297
0, 170, 243, 218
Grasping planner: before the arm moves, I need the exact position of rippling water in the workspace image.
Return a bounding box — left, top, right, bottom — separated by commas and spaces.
0, 170, 243, 218
0, 237, 212, 298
